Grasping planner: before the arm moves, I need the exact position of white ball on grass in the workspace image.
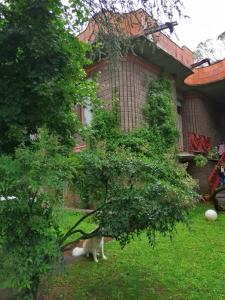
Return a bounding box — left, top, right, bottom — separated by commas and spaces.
205, 209, 218, 221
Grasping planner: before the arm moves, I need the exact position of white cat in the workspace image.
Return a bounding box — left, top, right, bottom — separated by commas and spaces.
72, 236, 107, 263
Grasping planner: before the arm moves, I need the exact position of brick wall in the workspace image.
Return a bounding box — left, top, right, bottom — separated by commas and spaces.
153, 34, 194, 67
88, 56, 220, 155
182, 92, 220, 151
88, 55, 161, 131
187, 160, 215, 194
214, 102, 225, 141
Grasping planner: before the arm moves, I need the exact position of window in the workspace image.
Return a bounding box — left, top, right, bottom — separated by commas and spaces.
83, 99, 93, 126
75, 99, 93, 126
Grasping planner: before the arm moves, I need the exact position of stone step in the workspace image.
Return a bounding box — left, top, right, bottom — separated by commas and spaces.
216, 194, 225, 198
215, 192, 225, 211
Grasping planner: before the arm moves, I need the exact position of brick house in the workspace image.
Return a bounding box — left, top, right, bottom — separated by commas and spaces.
77, 9, 225, 194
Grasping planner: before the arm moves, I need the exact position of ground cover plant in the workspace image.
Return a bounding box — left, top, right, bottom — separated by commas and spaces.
45, 204, 225, 300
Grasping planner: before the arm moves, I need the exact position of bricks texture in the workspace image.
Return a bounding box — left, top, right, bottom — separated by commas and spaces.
89, 55, 160, 131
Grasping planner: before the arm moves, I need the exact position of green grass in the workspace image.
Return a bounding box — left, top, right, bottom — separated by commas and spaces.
45, 204, 225, 300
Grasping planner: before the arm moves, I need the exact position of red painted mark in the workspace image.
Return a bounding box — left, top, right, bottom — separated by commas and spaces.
188, 132, 211, 153
74, 144, 86, 153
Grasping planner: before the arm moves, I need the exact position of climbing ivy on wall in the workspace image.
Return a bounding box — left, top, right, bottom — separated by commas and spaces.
143, 76, 179, 149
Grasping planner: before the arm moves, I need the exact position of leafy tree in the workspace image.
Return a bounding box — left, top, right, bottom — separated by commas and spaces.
0, 79, 197, 298
0, 0, 95, 298
68, 0, 186, 33
0, 0, 94, 153
0, 130, 74, 299
69, 0, 187, 63
61, 77, 197, 251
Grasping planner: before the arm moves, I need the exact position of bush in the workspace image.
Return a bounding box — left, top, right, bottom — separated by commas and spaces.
0, 130, 71, 299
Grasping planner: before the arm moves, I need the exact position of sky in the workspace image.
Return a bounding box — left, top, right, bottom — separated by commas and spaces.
1, 0, 223, 53
170, 0, 225, 51
61, 0, 224, 52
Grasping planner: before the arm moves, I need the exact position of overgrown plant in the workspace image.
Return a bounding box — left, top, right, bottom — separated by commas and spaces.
61, 77, 198, 250
143, 76, 179, 150
0, 0, 95, 154
194, 154, 208, 168
0, 130, 73, 299
0, 78, 198, 299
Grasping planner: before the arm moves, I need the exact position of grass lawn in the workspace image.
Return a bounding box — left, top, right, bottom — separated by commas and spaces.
45, 205, 225, 300
45, 204, 225, 299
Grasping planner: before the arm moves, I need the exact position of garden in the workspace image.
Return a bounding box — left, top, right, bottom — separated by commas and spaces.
2, 204, 225, 299
0, 1, 224, 299
43, 204, 225, 300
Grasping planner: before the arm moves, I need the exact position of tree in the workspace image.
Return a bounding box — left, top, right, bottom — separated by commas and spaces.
68, 0, 186, 32
0, 0, 94, 154
194, 31, 225, 63
0, 0, 95, 298
0, 130, 74, 299
68, 0, 187, 63
60, 77, 197, 251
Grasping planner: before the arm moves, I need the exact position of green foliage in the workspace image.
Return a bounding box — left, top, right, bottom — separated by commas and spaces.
73, 146, 197, 247
81, 99, 120, 150
69, 88, 198, 248
194, 154, 208, 168
0, 0, 95, 153
143, 76, 179, 150
90, 30, 135, 65
0, 130, 73, 298
207, 146, 219, 160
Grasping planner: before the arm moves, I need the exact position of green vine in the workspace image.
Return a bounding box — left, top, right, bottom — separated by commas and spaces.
143, 76, 179, 150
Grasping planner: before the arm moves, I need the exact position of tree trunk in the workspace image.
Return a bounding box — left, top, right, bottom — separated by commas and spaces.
18, 275, 40, 300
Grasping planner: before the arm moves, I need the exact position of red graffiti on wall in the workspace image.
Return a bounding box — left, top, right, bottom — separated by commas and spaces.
188, 132, 211, 153
74, 144, 86, 153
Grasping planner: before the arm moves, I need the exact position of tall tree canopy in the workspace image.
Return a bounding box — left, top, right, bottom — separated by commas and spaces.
0, 0, 94, 153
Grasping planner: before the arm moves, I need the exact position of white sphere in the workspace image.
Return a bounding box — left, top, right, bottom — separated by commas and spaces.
205, 209, 218, 221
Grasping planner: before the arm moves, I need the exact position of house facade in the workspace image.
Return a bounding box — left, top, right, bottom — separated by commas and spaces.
78, 9, 225, 194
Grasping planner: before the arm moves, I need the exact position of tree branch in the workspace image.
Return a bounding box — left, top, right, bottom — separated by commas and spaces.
29, 189, 38, 207
61, 227, 101, 252
59, 205, 104, 245
67, 229, 88, 237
